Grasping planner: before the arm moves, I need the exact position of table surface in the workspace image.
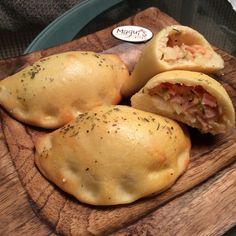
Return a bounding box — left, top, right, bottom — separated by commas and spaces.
0, 1, 236, 235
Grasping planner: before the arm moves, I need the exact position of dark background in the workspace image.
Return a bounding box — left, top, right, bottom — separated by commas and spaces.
0, 1, 235, 234
0, 0, 235, 59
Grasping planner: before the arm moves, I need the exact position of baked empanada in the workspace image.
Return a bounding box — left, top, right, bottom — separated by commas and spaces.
131, 70, 235, 134
0, 51, 129, 129
122, 25, 224, 96
35, 105, 190, 205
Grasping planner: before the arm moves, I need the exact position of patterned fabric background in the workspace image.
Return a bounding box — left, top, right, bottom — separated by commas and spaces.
0, 0, 135, 59
0, 0, 81, 30
0, 0, 80, 58
0, 0, 235, 59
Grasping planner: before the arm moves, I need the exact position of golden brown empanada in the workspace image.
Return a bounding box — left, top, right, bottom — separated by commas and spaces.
0, 51, 129, 129
131, 70, 235, 134
35, 105, 190, 205
122, 25, 224, 96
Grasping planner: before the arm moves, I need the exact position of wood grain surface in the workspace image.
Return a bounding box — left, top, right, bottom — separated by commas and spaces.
0, 7, 235, 236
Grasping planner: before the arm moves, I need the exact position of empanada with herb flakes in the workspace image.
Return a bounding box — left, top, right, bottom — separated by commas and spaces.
131, 70, 235, 134
35, 105, 190, 205
0, 51, 129, 129
122, 25, 224, 96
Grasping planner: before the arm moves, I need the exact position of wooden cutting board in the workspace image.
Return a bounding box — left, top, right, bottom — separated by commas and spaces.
0, 7, 236, 236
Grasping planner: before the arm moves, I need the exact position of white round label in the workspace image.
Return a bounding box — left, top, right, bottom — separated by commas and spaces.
112, 25, 153, 43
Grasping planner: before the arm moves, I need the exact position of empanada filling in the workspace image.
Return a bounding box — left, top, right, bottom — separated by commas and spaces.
160, 29, 212, 64
149, 82, 226, 132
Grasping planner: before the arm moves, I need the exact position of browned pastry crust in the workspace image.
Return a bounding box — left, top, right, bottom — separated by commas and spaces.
35, 105, 191, 205
0, 51, 129, 129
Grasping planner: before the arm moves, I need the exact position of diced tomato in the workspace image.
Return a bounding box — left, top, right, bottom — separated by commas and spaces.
149, 82, 221, 132
182, 44, 197, 54
192, 45, 207, 55
157, 83, 175, 96
161, 35, 211, 63
193, 86, 206, 96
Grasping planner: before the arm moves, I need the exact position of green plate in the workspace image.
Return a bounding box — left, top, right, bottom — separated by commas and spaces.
24, 0, 123, 53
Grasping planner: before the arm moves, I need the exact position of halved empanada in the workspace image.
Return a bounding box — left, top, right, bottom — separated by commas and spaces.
35, 105, 190, 205
122, 25, 224, 96
0, 51, 129, 129
131, 70, 235, 134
